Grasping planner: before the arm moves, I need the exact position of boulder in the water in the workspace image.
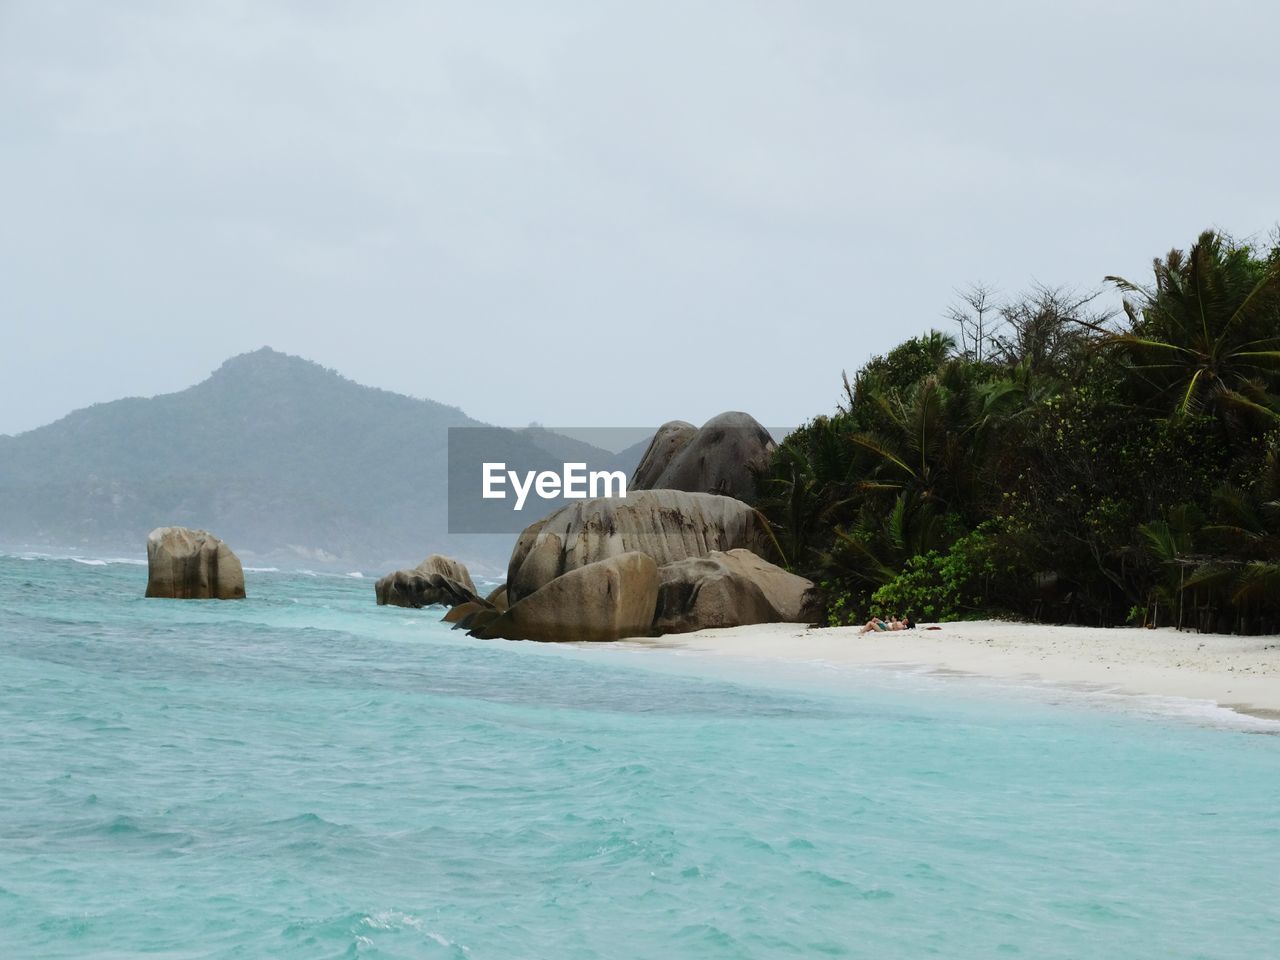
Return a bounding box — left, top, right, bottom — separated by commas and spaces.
443, 600, 486, 624
473, 552, 659, 643
145, 527, 246, 600
375, 554, 479, 608
484, 583, 509, 611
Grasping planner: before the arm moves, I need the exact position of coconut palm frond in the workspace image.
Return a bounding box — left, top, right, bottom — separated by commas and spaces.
1180, 562, 1236, 592
1105, 275, 1151, 296
849, 433, 917, 480
1232, 562, 1280, 604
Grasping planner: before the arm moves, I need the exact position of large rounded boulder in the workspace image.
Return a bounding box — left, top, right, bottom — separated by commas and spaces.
652, 555, 778, 633
630, 420, 697, 489
506, 489, 772, 604
652, 549, 815, 634
712, 549, 815, 622
634, 412, 776, 500
473, 552, 659, 643
375, 554, 478, 608
145, 527, 246, 600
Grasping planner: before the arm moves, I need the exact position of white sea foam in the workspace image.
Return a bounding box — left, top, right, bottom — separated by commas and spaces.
362, 911, 423, 931
608, 640, 1280, 736
244, 566, 280, 573
347, 571, 364, 578
853, 659, 1280, 734
6, 551, 145, 566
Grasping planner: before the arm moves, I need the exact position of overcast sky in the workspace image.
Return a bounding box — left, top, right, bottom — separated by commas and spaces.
2, 0, 1277, 436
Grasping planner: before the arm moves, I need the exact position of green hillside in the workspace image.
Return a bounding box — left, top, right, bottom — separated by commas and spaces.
0, 348, 614, 571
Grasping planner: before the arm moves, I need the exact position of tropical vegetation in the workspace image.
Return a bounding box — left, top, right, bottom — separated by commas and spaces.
753, 229, 1280, 633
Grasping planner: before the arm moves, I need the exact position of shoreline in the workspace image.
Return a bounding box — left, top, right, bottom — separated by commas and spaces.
618, 620, 1280, 721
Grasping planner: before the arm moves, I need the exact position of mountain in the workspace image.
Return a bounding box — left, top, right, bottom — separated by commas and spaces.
0, 348, 642, 572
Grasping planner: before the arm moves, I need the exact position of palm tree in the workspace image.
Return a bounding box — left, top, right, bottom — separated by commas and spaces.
1136, 504, 1204, 627
1106, 230, 1280, 422
823, 491, 950, 591
754, 415, 860, 567
848, 361, 986, 514
841, 330, 957, 417
1197, 446, 1280, 607
1146, 446, 1280, 631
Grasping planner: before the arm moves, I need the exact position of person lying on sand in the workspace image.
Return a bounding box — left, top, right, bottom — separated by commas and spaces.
857, 617, 894, 634
857, 616, 915, 634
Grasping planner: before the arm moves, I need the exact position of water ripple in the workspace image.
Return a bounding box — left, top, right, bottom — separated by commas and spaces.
1, 556, 1278, 958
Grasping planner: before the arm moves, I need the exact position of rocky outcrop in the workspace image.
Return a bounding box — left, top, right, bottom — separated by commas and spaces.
652, 549, 814, 633
375, 554, 479, 608
632, 412, 775, 500
145, 527, 246, 600
443, 600, 486, 624
375, 569, 474, 608
455, 605, 502, 634
441, 584, 507, 628
630, 420, 697, 489
712, 549, 815, 622
484, 583, 509, 611
506, 489, 773, 604
473, 553, 659, 642
652, 555, 778, 633
417, 554, 477, 594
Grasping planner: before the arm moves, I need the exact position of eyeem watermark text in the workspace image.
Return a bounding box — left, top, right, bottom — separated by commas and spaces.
447, 425, 788, 534
482, 462, 626, 511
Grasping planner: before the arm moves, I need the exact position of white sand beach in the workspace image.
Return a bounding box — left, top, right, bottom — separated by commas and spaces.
627, 621, 1280, 718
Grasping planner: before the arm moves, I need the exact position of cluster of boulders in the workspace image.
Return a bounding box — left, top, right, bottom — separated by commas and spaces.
372, 412, 814, 643
139, 412, 801, 641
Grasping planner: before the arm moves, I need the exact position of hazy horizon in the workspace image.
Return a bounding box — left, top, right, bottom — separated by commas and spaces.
4, 1, 1279, 436
0, 343, 799, 440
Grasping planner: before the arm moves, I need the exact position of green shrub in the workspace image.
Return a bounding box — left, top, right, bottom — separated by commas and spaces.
869, 520, 1026, 622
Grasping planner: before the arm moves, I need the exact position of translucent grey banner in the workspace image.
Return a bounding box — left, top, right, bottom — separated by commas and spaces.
447, 425, 792, 534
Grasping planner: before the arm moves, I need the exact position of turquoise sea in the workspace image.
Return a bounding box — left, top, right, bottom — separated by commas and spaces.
2, 554, 1278, 959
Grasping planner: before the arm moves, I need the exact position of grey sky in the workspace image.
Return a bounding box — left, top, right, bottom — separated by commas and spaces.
2, 0, 1277, 437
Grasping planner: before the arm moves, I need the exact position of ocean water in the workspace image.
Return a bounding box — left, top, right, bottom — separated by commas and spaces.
1, 555, 1278, 959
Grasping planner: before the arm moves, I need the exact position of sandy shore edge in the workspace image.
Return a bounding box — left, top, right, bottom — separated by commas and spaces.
617, 620, 1280, 719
